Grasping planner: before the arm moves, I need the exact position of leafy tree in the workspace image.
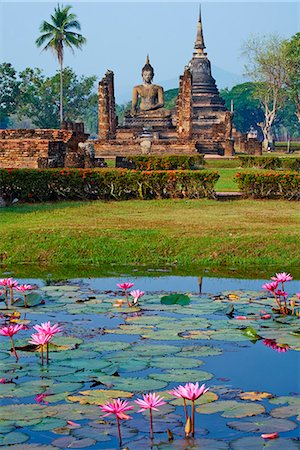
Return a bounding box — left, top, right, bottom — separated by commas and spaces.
242, 34, 287, 150
35, 4, 86, 124
283, 32, 300, 122
0, 63, 20, 128
16, 67, 97, 130
220, 82, 264, 134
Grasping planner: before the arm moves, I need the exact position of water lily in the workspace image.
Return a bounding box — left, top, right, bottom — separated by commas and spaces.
263, 339, 289, 353
29, 332, 53, 365
5, 278, 18, 306
33, 322, 62, 363
99, 399, 133, 446
0, 324, 24, 362
117, 282, 135, 306
35, 392, 49, 405
271, 272, 293, 284
135, 393, 166, 439
15, 284, 33, 308
130, 289, 145, 306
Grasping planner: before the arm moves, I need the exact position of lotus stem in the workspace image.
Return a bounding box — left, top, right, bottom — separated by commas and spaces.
9, 287, 14, 306
150, 408, 154, 440
46, 342, 49, 364
183, 398, 188, 421
191, 400, 195, 437
41, 345, 44, 366
9, 336, 18, 362
4, 288, 8, 309
23, 293, 28, 308
116, 416, 122, 447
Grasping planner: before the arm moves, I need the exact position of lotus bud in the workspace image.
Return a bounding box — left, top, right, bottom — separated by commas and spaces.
185, 416, 192, 437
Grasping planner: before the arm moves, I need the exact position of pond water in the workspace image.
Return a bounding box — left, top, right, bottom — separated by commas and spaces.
0, 274, 299, 449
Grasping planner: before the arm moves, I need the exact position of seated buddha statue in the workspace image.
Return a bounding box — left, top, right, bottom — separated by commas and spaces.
130, 55, 171, 119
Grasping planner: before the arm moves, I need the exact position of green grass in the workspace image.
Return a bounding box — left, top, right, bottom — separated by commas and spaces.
0, 199, 299, 274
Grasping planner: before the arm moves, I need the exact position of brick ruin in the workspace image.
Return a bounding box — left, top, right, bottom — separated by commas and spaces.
0, 11, 261, 169
0, 123, 90, 169
93, 10, 261, 159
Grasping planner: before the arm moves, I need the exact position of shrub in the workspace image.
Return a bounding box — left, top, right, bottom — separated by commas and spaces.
235, 171, 300, 200
238, 156, 300, 172
118, 155, 205, 171
0, 168, 219, 203
238, 156, 280, 170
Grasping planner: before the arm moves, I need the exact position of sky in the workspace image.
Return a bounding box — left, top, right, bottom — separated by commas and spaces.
0, 1, 299, 103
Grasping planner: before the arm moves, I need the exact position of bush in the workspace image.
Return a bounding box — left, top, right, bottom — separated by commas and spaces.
238, 155, 300, 172
118, 155, 205, 171
0, 168, 219, 203
238, 156, 280, 170
235, 171, 300, 200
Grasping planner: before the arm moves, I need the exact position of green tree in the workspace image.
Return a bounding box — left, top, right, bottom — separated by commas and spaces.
16, 67, 97, 130
242, 34, 287, 150
35, 4, 86, 124
0, 63, 20, 128
283, 32, 300, 122
220, 82, 264, 134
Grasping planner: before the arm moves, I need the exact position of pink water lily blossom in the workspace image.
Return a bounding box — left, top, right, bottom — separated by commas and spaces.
274, 290, 288, 299
271, 272, 293, 283
117, 282, 134, 291
16, 284, 33, 292
99, 398, 133, 446
33, 321, 62, 336
135, 393, 166, 439
5, 278, 18, 288
29, 333, 52, 346
0, 324, 24, 337
35, 393, 49, 405
263, 339, 289, 353
262, 281, 279, 292
130, 289, 145, 305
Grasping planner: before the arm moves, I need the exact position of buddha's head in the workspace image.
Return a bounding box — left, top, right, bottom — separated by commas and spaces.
142, 54, 154, 82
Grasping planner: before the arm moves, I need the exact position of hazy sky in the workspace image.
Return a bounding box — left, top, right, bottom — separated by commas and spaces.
1, 1, 299, 102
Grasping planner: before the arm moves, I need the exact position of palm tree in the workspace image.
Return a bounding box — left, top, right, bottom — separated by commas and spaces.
36, 4, 86, 125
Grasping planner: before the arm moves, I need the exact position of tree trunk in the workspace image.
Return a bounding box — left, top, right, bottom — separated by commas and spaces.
59, 55, 63, 126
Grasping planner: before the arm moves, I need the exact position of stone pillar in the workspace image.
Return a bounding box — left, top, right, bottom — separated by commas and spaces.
224, 139, 234, 157
98, 70, 117, 140
176, 68, 192, 139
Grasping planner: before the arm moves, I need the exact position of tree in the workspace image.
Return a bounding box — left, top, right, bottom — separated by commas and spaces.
16, 67, 97, 130
35, 4, 86, 125
283, 33, 300, 122
242, 34, 287, 150
220, 82, 264, 135
0, 63, 20, 128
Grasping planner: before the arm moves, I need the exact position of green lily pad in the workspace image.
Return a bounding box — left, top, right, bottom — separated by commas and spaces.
150, 356, 203, 369
133, 344, 182, 356
68, 389, 133, 405
79, 341, 131, 352
161, 294, 191, 306
157, 438, 229, 449
0, 431, 29, 445
227, 417, 297, 432
230, 437, 299, 449
179, 345, 222, 357
269, 396, 300, 406
31, 417, 67, 431
52, 436, 96, 448
197, 400, 265, 418
270, 405, 300, 419
150, 369, 213, 382
97, 376, 168, 392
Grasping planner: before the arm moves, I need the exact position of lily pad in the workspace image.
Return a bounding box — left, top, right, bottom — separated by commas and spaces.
239, 391, 273, 401
0, 431, 29, 446
68, 389, 133, 405
150, 356, 203, 369
150, 369, 213, 382
197, 400, 265, 418
227, 417, 297, 432
52, 436, 96, 448
161, 294, 191, 306
230, 436, 299, 449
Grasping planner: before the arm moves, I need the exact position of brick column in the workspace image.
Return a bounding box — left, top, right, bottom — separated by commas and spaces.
176, 68, 192, 139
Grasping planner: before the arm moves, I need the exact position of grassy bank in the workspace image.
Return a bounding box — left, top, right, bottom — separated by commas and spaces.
0, 199, 299, 272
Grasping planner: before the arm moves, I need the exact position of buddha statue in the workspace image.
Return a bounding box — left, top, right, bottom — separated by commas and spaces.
130, 55, 171, 118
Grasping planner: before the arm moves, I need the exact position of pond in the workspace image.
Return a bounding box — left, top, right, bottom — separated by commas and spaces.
0, 272, 299, 449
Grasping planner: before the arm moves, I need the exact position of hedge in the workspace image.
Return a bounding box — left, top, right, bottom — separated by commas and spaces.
238, 155, 300, 171
235, 171, 300, 200
0, 168, 219, 203
118, 155, 205, 170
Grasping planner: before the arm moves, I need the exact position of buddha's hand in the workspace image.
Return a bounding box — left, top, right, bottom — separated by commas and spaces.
131, 109, 137, 117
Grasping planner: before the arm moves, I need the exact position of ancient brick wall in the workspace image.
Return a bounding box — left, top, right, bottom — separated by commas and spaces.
98, 70, 117, 140
0, 125, 88, 168
176, 68, 192, 139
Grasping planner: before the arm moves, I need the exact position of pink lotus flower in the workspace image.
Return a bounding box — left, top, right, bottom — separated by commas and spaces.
135, 393, 166, 439
296, 293, 300, 300
0, 324, 24, 337
274, 290, 288, 299
16, 284, 33, 292
263, 339, 289, 353
33, 321, 62, 336
0, 324, 24, 362
29, 333, 52, 346
262, 281, 279, 292
0, 378, 7, 384
169, 383, 209, 437
117, 282, 134, 291
5, 278, 18, 288
130, 289, 145, 305
99, 399, 133, 446
0, 279, 7, 286
271, 272, 293, 283
35, 392, 49, 405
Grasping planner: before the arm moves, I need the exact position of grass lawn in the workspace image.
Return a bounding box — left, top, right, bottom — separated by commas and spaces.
0, 199, 299, 273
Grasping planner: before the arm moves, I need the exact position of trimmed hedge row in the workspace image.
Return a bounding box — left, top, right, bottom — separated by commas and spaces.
121, 155, 205, 170
0, 168, 219, 202
238, 155, 300, 171
235, 172, 300, 200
